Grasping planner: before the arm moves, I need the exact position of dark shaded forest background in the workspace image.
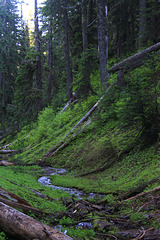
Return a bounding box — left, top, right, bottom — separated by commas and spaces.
0, 0, 160, 135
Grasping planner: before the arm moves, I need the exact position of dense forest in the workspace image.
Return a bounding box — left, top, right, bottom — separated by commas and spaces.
0, 0, 160, 132
0, 0, 160, 239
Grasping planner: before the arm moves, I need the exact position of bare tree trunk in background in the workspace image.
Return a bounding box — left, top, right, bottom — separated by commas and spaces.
97, 0, 108, 89
63, 0, 73, 101
1, 76, 6, 128
82, 0, 88, 53
46, 18, 53, 104
35, 0, 43, 110
139, 0, 146, 49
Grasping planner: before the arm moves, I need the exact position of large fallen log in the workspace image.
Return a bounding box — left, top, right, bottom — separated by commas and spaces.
41, 84, 114, 158
108, 42, 160, 74
0, 202, 73, 240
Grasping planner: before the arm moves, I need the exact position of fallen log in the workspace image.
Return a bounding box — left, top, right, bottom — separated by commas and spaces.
2, 178, 58, 202
108, 42, 160, 74
49, 120, 92, 158
125, 185, 160, 201
118, 176, 160, 200
0, 150, 18, 154
0, 160, 15, 166
0, 202, 73, 240
0, 186, 31, 206
41, 84, 114, 158
60, 99, 77, 113
0, 198, 43, 215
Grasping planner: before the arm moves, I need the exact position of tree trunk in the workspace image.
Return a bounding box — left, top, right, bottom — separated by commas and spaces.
35, 0, 43, 110
82, 0, 88, 53
97, 0, 108, 88
46, 18, 53, 104
1, 75, 6, 128
63, 0, 73, 101
139, 0, 146, 49
0, 202, 73, 240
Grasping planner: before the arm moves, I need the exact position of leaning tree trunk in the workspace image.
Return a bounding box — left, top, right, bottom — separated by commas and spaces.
108, 42, 160, 74
63, 0, 73, 101
0, 202, 73, 240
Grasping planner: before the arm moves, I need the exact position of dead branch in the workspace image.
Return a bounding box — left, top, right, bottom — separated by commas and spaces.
133, 227, 154, 240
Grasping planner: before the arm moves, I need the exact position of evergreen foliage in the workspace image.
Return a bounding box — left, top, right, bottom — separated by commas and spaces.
0, 0, 160, 140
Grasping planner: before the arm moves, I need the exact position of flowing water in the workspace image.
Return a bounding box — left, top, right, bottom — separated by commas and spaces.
38, 167, 105, 200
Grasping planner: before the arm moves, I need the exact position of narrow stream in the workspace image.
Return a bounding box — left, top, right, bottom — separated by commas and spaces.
38, 167, 104, 200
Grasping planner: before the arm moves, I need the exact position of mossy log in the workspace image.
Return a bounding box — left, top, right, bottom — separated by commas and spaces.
0, 202, 73, 240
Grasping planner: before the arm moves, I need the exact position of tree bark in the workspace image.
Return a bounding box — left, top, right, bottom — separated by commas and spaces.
0, 202, 73, 240
108, 42, 160, 74
35, 0, 43, 110
63, 0, 73, 101
139, 0, 146, 49
97, 0, 108, 88
46, 17, 53, 104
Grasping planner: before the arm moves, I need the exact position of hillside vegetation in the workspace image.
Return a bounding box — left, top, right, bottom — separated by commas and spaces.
0, 54, 160, 239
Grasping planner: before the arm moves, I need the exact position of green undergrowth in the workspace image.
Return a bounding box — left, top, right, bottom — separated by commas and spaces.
0, 166, 70, 214
50, 143, 160, 195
